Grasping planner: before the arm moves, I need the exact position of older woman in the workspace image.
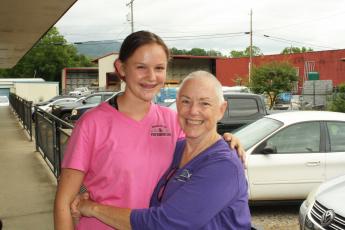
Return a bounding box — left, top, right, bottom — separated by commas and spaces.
76, 71, 251, 229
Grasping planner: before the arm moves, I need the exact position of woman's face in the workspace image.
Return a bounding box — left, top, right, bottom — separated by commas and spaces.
118, 43, 168, 102
177, 78, 227, 140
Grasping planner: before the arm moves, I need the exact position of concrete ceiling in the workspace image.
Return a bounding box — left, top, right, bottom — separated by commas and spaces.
0, 0, 78, 69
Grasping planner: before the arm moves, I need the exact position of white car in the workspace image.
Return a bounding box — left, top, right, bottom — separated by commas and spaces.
299, 174, 345, 230
68, 87, 92, 97
233, 111, 345, 201
34, 97, 78, 113
0, 96, 9, 106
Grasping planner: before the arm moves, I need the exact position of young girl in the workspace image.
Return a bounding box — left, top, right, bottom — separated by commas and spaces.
54, 31, 243, 230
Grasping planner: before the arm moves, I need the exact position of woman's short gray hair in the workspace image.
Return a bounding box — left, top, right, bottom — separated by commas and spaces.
178, 71, 224, 103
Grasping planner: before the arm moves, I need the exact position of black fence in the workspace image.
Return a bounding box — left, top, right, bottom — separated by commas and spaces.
34, 106, 74, 178
8, 93, 76, 179
9, 93, 33, 140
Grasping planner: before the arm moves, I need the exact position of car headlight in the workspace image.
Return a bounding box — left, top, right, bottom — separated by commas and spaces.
71, 109, 78, 116
304, 186, 319, 208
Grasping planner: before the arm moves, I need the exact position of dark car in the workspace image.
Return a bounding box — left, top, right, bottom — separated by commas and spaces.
217, 92, 267, 133
69, 93, 117, 122
51, 92, 115, 122
168, 92, 267, 134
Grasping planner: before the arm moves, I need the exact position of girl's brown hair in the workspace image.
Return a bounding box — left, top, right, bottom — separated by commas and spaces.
119, 30, 169, 62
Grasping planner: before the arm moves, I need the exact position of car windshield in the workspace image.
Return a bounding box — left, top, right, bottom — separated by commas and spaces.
167, 101, 176, 110
233, 117, 283, 150
76, 97, 86, 102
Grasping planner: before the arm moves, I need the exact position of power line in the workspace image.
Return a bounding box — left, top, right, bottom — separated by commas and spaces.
257, 34, 338, 50
68, 32, 247, 44
66, 31, 340, 53
161, 32, 245, 39
255, 9, 345, 33
163, 34, 245, 42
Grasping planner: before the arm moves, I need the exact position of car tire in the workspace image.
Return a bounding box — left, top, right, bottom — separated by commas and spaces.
61, 113, 71, 122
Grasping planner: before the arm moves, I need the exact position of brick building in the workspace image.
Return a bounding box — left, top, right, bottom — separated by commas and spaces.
216, 49, 345, 88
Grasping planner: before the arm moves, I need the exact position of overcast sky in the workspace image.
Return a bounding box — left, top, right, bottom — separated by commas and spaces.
55, 0, 345, 56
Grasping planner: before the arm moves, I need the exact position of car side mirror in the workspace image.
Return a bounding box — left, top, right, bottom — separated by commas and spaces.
261, 146, 277, 154
253, 141, 277, 155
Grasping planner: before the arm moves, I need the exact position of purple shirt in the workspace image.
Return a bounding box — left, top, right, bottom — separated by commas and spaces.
131, 139, 251, 230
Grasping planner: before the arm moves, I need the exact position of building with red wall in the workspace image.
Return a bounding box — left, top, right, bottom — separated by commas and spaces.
216, 49, 345, 88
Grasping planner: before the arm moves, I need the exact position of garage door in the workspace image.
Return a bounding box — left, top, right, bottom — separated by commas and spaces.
0, 88, 10, 97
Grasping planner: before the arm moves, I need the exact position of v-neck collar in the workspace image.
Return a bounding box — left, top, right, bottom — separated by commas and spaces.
104, 101, 156, 126
175, 139, 223, 170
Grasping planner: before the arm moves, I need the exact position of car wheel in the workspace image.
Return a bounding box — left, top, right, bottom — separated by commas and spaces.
61, 113, 71, 122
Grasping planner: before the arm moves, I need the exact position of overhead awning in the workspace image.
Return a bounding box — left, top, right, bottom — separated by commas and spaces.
0, 0, 78, 68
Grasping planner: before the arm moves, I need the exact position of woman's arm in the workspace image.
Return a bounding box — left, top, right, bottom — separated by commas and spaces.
77, 159, 245, 230
77, 198, 132, 230
131, 160, 245, 230
54, 168, 85, 230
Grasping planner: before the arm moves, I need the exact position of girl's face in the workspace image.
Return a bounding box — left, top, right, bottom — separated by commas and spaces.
118, 43, 168, 102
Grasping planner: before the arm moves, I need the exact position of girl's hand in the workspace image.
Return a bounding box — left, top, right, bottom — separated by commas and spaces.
223, 133, 247, 168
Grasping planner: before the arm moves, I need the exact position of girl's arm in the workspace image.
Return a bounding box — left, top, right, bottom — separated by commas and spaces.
54, 168, 84, 230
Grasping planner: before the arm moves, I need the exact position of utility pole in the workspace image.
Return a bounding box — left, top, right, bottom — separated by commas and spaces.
126, 0, 135, 33
248, 9, 253, 83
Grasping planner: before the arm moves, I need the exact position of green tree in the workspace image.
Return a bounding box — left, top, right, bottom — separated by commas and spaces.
170, 47, 189, 55
281, 46, 313, 54
230, 46, 262, 58
206, 49, 223, 57
0, 27, 94, 81
170, 47, 223, 56
249, 61, 298, 109
188, 48, 207, 56
328, 83, 345, 112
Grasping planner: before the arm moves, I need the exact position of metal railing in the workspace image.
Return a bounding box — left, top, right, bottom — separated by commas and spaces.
8, 92, 76, 178
9, 93, 33, 140
34, 106, 74, 178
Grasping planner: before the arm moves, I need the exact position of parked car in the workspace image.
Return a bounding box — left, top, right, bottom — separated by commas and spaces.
154, 87, 178, 106
34, 95, 78, 106
232, 111, 345, 201
299, 174, 345, 230
168, 92, 267, 133
222, 86, 251, 93
70, 92, 117, 122
34, 97, 79, 113
52, 92, 115, 122
0, 96, 9, 106
68, 87, 92, 97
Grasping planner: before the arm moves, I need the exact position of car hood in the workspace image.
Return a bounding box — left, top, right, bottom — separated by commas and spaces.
58, 101, 83, 109
316, 175, 345, 217
69, 90, 82, 93
73, 103, 99, 110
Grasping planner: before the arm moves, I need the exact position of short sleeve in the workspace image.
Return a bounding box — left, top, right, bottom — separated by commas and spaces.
61, 116, 93, 173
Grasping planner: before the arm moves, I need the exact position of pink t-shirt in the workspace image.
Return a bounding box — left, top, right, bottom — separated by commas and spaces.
62, 102, 183, 229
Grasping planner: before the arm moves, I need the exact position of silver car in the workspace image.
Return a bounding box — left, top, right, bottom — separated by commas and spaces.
299, 174, 345, 230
